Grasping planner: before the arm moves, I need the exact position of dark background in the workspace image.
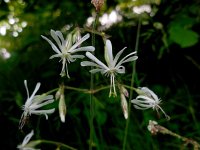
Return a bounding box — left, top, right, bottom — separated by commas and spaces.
0, 0, 200, 149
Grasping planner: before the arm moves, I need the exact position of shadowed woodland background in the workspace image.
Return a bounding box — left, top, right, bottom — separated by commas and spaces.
0, 0, 200, 149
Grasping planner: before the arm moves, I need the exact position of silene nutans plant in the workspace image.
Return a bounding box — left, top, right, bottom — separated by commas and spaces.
1, 0, 197, 150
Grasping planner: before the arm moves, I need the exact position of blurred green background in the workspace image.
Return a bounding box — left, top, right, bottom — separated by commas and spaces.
0, 0, 200, 149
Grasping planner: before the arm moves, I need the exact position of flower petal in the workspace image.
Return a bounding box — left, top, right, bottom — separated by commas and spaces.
30, 108, 55, 115
104, 40, 113, 67
116, 51, 137, 68
27, 82, 41, 103
30, 100, 54, 110
68, 34, 90, 52
113, 47, 126, 66
71, 54, 85, 59
86, 52, 109, 70
120, 56, 138, 64
89, 68, 105, 74
50, 30, 64, 50
49, 53, 62, 59
70, 46, 95, 53
22, 130, 34, 146
81, 61, 102, 68
41, 35, 61, 54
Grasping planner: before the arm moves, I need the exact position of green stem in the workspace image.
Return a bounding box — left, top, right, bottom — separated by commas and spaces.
122, 18, 141, 150
30, 139, 77, 150
89, 12, 98, 150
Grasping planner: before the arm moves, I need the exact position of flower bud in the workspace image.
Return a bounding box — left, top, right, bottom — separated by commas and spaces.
120, 93, 128, 119
91, 0, 104, 12
59, 94, 67, 123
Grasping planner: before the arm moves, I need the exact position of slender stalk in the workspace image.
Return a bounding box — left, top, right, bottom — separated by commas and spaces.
89, 12, 98, 150
29, 139, 77, 150
148, 121, 200, 150
122, 18, 141, 150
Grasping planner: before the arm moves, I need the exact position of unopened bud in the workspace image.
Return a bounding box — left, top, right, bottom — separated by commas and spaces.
59, 94, 67, 123
121, 86, 129, 97
120, 93, 128, 119
72, 28, 81, 44
147, 120, 158, 135
55, 89, 61, 100
91, 0, 104, 12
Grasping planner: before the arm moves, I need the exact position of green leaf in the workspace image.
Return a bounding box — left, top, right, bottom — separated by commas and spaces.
169, 25, 199, 48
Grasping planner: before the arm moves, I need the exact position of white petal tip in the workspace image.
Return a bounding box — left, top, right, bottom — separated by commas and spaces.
60, 115, 65, 123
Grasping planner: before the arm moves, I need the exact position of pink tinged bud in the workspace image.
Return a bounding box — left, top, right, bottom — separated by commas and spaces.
147, 120, 159, 135
121, 86, 129, 97
120, 93, 128, 119
91, 0, 104, 12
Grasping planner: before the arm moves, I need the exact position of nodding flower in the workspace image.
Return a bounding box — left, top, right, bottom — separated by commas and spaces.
19, 80, 55, 129
131, 87, 170, 120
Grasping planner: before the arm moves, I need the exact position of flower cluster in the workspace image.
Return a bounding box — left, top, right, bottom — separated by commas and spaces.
17, 27, 170, 149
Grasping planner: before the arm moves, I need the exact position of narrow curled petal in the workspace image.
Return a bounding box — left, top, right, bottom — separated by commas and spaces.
22, 130, 34, 146
68, 34, 90, 52
112, 47, 126, 66
71, 54, 85, 59
120, 56, 138, 64
49, 53, 62, 59
86, 52, 109, 70
116, 51, 137, 68
24, 80, 29, 99
116, 66, 125, 74
140, 87, 159, 102
30, 99, 54, 110
30, 108, 55, 116
105, 40, 113, 67
89, 68, 105, 74
32, 95, 53, 105
50, 30, 64, 50
70, 46, 95, 53
55, 30, 65, 46
81, 61, 100, 68
28, 82, 41, 104
41, 35, 61, 54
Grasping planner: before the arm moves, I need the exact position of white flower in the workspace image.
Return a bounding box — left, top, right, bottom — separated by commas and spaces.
131, 87, 170, 120
81, 39, 138, 97
19, 80, 55, 129
17, 130, 39, 150
41, 29, 95, 78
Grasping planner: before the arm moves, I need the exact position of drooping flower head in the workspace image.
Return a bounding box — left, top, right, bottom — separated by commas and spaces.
19, 80, 55, 129
41, 29, 95, 78
81, 39, 138, 97
131, 87, 170, 120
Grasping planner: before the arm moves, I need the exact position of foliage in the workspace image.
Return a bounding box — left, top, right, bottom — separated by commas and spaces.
0, 0, 200, 149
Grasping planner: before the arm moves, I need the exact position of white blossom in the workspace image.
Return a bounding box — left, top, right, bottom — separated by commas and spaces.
19, 80, 55, 129
131, 87, 170, 120
41, 30, 95, 78
17, 130, 39, 150
81, 39, 138, 97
